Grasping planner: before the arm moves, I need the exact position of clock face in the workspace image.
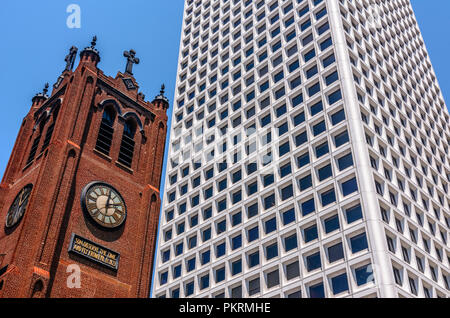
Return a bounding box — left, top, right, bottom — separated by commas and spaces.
82, 182, 127, 229
6, 185, 33, 228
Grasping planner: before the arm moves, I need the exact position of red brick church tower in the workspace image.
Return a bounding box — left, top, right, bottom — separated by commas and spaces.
0, 37, 168, 298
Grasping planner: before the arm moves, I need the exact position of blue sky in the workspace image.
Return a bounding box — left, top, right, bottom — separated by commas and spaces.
0, 0, 449, 190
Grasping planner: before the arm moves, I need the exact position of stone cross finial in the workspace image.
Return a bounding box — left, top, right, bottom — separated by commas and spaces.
123, 49, 140, 75
43, 83, 49, 96
91, 36, 97, 48
64, 46, 78, 71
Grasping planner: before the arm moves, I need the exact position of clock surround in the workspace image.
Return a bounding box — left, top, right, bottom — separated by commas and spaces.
81, 181, 127, 229
5, 184, 33, 228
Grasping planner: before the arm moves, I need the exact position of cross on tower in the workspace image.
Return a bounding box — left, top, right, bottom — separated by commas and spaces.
123, 49, 140, 75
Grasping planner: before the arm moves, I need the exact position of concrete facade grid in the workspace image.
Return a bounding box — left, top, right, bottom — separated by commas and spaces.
153, 0, 449, 298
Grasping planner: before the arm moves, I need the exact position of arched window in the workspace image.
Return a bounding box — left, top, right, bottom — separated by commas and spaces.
118, 119, 136, 168
40, 105, 60, 154
95, 108, 116, 156
26, 118, 46, 166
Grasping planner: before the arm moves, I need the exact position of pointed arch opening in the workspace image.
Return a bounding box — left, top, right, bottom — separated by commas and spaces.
40, 104, 60, 154
118, 118, 137, 168
95, 106, 116, 156
26, 116, 47, 166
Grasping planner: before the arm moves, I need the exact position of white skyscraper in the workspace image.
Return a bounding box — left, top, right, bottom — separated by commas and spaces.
153, 0, 450, 298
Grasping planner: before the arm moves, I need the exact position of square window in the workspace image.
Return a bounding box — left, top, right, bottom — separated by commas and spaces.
281, 184, 294, 201
232, 212, 242, 227
286, 261, 300, 280
289, 59, 300, 72
280, 163, 292, 178
203, 207, 212, 220
328, 89, 342, 105
188, 236, 197, 249
346, 204, 363, 223
275, 86, 285, 99
200, 274, 210, 290
306, 65, 318, 79
290, 76, 302, 89
204, 187, 213, 199
232, 235, 242, 250
248, 278, 260, 296
279, 141, 291, 157
218, 199, 227, 212
265, 218, 277, 234
216, 242, 226, 258
266, 243, 278, 260
304, 224, 318, 242
173, 264, 181, 278
292, 93, 304, 107
267, 269, 280, 288
301, 198, 315, 216
338, 153, 353, 171
249, 251, 260, 267
313, 120, 326, 136
306, 252, 321, 271
299, 175, 312, 191
321, 189, 336, 206
308, 82, 321, 96
331, 109, 346, 125
282, 208, 296, 225
293, 112, 305, 126
310, 100, 323, 116
264, 174, 274, 187
231, 285, 242, 298
350, 233, 368, 253
232, 259, 242, 275
287, 291, 301, 298
216, 267, 225, 283
171, 288, 180, 298
334, 130, 349, 148
328, 242, 344, 263
323, 54, 335, 68
297, 153, 310, 168
248, 202, 259, 218
274, 70, 284, 82
187, 257, 196, 272
278, 122, 289, 136
325, 71, 339, 86
232, 190, 242, 204
276, 104, 287, 117
304, 48, 316, 62
324, 214, 340, 233
309, 282, 325, 298
318, 164, 332, 181
247, 162, 257, 174
295, 131, 308, 147
355, 264, 374, 286
202, 228, 211, 242
217, 219, 226, 234
264, 194, 276, 210
185, 281, 194, 296
342, 177, 358, 196
331, 273, 349, 295
285, 234, 298, 251
248, 226, 259, 242
316, 142, 329, 158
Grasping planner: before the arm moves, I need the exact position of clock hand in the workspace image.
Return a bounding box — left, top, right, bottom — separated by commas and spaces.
105, 189, 113, 209
18, 191, 24, 206
19, 192, 30, 207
